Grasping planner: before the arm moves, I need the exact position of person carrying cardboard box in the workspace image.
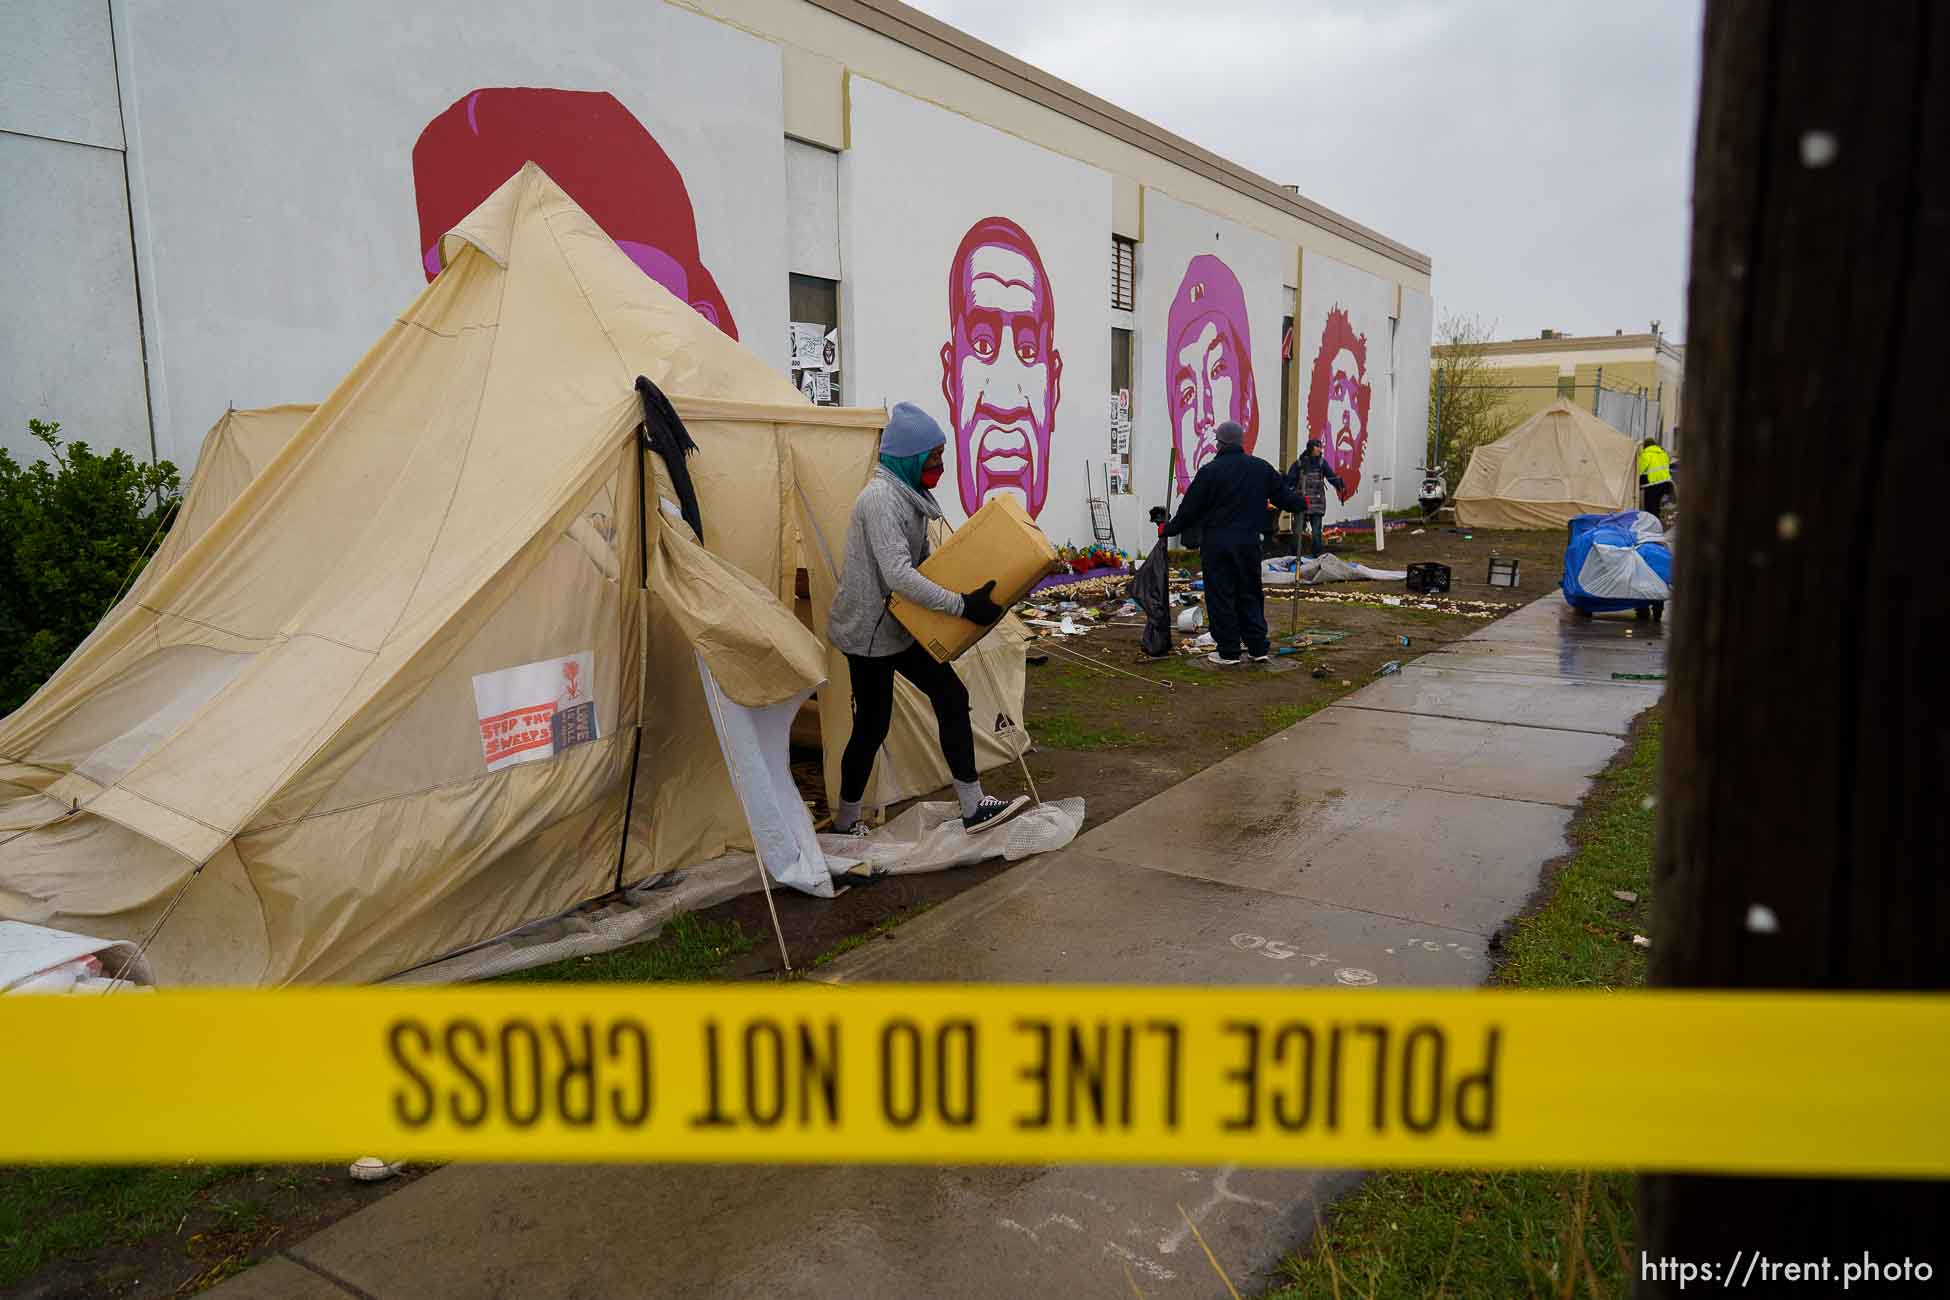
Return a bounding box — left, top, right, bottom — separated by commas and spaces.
826, 403, 1030, 837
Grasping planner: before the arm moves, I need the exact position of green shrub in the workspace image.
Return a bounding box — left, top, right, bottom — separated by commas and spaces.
0, 420, 179, 715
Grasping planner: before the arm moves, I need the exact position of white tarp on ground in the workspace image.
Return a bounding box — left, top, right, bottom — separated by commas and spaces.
0, 920, 154, 991
817, 797, 1086, 875
385, 797, 1086, 983
1262, 555, 1409, 585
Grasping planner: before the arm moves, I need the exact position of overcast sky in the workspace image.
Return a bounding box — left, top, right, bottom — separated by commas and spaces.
907, 0, 1705, 343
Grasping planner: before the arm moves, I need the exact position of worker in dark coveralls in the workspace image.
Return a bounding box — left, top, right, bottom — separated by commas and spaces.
1161, 420, 1311, 666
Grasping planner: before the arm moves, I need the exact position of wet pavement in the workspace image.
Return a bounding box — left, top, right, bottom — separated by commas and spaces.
211, 595, 1666, 1300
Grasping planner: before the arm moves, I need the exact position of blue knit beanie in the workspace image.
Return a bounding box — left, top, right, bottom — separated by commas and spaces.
881, 402, 947, 457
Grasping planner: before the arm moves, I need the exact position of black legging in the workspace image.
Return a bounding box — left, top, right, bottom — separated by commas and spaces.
840, 644, 977, 802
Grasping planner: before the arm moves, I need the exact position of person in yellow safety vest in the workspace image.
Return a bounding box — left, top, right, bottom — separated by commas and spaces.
1638, 433, 1675, 516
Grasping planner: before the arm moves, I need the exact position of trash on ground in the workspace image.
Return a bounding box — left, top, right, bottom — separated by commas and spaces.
1376, 660, 1402, 676
1613, 890, 1640, 903
1631, 934, 1652, 949
350, 1158, 405, 1182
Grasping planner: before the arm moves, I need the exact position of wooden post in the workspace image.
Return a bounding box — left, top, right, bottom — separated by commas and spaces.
1638, 3, 1949, 1291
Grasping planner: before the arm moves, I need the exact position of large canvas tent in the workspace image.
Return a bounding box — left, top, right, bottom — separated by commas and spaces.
0, 165, 1027, 986
1453, 400, 1638, 529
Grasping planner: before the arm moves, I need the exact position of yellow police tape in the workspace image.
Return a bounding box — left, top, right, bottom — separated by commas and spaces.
3, 986, 1946, 1174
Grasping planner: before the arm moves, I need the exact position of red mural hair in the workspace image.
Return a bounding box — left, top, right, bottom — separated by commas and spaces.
412, 87, 737, 339
1305, 306, 1370, 443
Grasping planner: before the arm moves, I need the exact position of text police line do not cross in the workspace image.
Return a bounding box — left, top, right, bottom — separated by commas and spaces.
11, 987, 1942, 1171
384, 1010, 1502, 1139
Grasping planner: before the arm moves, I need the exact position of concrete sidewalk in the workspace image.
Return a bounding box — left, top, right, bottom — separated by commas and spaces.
216, 595, 1665, 1300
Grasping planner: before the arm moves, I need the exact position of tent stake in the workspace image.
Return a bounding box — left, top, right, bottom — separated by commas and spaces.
754, 856, 793, 975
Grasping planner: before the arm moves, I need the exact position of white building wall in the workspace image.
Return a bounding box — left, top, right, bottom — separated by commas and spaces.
112, 0, 789, 466
1397, 286, 1435, 502
0, 0, 150, 466
0, 0, 124, 148
840, 76, 1112, 549
2, 0, 1433, 505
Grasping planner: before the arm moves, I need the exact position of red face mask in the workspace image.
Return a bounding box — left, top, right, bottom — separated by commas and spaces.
920, 464, 944, 489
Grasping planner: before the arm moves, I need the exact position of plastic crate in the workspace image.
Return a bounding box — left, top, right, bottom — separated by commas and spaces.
1406, 562, 1451, 594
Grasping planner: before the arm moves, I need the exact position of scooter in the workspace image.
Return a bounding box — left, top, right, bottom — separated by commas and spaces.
1416, 465, 1448, 519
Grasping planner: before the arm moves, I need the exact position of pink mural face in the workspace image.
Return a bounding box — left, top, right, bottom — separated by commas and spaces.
939, 218, 1062, 518
412, 88, 737, 339
1306, 307, 1372, 502
1165, 255, 1257, 493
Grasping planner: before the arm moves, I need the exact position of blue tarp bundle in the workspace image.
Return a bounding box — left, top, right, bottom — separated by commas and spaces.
1561, 511, 1674, 614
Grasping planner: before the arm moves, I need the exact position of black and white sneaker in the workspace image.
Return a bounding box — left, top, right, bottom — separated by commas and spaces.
1250, 653, 1272, 663
1206, 651, 1243, 667
963, 794, 1030, 834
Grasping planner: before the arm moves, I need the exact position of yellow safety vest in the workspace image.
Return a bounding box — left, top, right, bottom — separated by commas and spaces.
1638, 444, 1672, 485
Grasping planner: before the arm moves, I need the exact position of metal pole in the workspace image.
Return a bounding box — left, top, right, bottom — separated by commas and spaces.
1593, 365, 1604, 414
613, 426, 652, 894
1433, 369, 1444, 471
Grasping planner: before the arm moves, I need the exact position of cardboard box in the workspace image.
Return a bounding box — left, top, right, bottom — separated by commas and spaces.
891, 495, 1058, 662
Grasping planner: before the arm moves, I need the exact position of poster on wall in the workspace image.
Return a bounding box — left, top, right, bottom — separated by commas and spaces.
790, 322, 829, 370
472, 652, 599, 773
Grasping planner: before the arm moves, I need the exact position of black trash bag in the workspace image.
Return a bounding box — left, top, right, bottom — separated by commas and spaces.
1133, 526, 1173, 659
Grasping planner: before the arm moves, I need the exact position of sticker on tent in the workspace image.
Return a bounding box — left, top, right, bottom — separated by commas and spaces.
471, 652, 599, 772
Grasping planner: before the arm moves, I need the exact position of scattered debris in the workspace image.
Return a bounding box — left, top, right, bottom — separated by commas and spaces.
1612, 890, 1639, 904
1376, 660, 1402, 676
350, 1157, 405, 1182
1310, 664, 1329, 679
1631, 934, 1652, 949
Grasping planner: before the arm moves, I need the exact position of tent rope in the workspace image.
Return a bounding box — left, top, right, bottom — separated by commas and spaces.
105, 866, 199, 994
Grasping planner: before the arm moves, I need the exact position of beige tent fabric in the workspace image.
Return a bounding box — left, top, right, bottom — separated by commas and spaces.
0, 164, 1030, 985
1454, 400, 1639, 530
141, 406, 317, 599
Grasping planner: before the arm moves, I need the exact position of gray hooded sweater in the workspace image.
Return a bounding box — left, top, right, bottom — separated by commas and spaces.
827, 466, 966, 657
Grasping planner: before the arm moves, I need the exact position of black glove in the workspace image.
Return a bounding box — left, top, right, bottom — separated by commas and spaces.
960, 580, 1004, 626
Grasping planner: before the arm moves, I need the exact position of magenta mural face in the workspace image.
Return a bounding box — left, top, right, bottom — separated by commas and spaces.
939, 217, 1063, 518
1166, 255, 1258, 493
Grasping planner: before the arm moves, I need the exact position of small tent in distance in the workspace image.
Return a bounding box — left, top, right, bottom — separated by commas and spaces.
1454, 400, 1638, 530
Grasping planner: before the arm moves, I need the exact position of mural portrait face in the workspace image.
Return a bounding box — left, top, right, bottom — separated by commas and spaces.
1306, 307, 1372, 502
412, 88, 738, 339
1165, 255, 1257, 493
939, 217, 1063, 518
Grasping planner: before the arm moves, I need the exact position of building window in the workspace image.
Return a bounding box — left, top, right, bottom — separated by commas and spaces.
1111, 236, 1135, 312
1109, 327, 1134, 494
789, 273, 841, 405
